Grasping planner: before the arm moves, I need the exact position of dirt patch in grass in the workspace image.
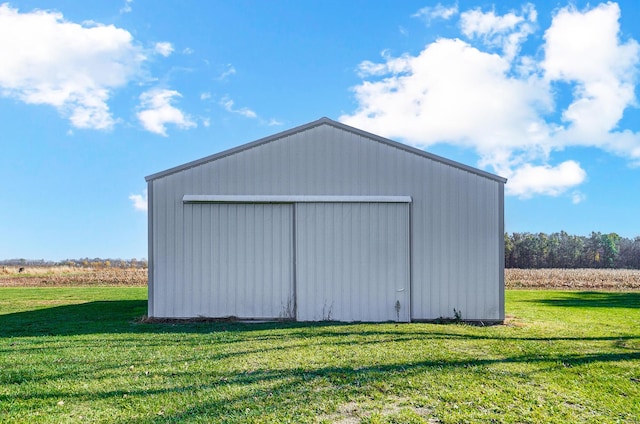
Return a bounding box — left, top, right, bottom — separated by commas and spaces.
321, 398, 439, 424
503, 315, 527, 328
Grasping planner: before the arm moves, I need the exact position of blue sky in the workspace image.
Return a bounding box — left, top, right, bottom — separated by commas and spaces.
1, 0, 639, 261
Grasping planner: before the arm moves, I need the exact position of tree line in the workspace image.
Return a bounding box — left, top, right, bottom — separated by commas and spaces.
3, 234, 639, 270
505, 232, 640, 269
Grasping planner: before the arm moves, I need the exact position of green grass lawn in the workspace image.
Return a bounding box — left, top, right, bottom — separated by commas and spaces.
1, 288, 638, 423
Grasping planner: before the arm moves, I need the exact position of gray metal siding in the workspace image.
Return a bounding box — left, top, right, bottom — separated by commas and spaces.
146, 117, 505, 184
498, 183, 505, 321
153, 203, 294, 319
148, 122, 504, 321
147, 180, 154, 317
295, 202, 410, 322
410, 165, 501, 321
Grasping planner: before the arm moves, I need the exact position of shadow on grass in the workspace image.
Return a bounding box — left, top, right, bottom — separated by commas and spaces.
529, 291, 640, 308
1, 300, 639, 344
0, 300, 149, 337
0, 301, 350, 337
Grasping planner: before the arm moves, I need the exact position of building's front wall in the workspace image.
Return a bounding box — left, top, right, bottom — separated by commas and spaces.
148, 123, 504, 321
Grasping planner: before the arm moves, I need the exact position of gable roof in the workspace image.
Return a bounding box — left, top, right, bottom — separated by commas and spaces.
145, 117, 507, 184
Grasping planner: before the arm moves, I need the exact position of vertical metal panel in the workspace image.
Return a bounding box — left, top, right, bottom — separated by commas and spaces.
148, 122, 504, 321
296, 202, 410, 322
498, 182, 505, 321
147, 180, 154, 317
155, 203, 293, 318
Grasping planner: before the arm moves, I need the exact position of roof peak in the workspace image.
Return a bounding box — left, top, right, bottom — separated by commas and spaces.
146, 117, 506, 184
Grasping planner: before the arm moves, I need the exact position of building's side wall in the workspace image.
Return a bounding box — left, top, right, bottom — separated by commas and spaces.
149, 124, 503, 320
147, 180, 155, 317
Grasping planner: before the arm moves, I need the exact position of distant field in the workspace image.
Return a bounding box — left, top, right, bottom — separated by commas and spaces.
0, 266, 147, 287
2, 266, 640, 290
1, 287, 638, 423
506, 268, 640, 290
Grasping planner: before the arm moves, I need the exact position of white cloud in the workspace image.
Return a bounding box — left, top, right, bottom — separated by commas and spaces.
542, 3, 639, 140
460, 3, 536, 61
220, 96, 257, 118
341, 2, 640, 199
154, 42, 174, 57
137, 89, 196, 136
413, 3, 458, 24
120, 0, 133, 14
571, 191, 587, 204
217, 64, 237, 81
507, 161, 586, 198
343, 38, 552, 153
200, 92, 211, 100
267, 118, 284, 126
129, 189, 147, 212
0, 4, 145, 130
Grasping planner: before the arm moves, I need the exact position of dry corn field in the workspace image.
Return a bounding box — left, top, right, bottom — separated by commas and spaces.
506, 268, 640, 290
1, 266, 640, 289
0, 266, 147, 287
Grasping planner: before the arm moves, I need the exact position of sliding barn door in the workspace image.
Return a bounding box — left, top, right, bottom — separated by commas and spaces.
295, 202, 410, 322
183, 203, 294, 319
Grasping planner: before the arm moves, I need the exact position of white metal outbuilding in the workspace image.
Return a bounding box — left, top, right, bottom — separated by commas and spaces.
145, 117, 506, 323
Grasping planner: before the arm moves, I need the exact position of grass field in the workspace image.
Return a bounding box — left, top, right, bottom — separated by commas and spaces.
1, 287, 639, 423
